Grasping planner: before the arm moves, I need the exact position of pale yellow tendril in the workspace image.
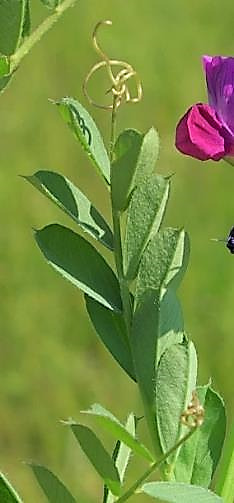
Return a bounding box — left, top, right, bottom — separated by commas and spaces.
83, 20, 143, 110
181, 391, 205, 429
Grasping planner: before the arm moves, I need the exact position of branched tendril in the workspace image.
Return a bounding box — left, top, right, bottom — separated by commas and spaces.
83, 20, 143, 110
181, 391, 205, 429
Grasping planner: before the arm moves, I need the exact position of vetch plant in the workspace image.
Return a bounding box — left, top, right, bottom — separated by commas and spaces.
1, 20, 234, 503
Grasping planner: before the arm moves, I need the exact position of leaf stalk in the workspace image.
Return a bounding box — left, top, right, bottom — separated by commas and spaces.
10, 0, 78, 74
115, 427, 197, 503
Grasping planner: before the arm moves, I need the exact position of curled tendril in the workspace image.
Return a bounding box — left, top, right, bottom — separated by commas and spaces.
181, 391, 205, 429
83, 20, 143, 110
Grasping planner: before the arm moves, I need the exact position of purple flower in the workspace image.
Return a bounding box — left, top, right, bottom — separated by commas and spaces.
175, 56, 234, 161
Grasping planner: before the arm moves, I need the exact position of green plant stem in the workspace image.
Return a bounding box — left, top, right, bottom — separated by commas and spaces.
110, 98, 132, 335
115, 427, 196, 503
10, 0, 78, 73
215, 421, 234, 503
109, 97, 118, 162
112, 209, 132, 333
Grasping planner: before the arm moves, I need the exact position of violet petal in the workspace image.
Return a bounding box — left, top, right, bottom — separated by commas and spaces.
203, 55, 234, 134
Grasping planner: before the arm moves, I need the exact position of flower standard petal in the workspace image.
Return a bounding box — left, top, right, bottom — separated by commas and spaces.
202, 55, 234, 134
175, 103, 226, 161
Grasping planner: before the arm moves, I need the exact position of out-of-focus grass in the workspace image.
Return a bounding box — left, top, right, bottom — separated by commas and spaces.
1, 0, 234, 500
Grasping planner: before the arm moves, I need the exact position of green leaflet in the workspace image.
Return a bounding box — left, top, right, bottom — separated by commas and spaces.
25, 170, 114, 250
158, 288, 184, 362
123, 174, 170, 280
0, 0, 26, 54
111, 127, 160, 212
140, 482, 223, 502
104, 413, 135, 503
131, 228, 189, 457
175, 385, 226, 487
55, 97, 110, 183
0, 473, 23, 503
0, 0, 27, 91
135, 227, 189, 306
216, 420, 234, 503
70, 423, 121, 496
29, 465, 76, 503
81, 403, 154, 462
35, 224, 122, 312
85, 296, 135, 381
131, 288, 184, 403
111, 129, 142, 211
131, 290, 162, 458
156, 342, 197, 464
134, 127, 160, 183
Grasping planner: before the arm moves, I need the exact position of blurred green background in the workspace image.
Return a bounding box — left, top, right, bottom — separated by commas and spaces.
1, 0, 234, 500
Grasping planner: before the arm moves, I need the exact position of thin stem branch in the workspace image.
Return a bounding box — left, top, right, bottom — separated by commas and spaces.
109, 105, 132, 341
10, 0, 78, 73
109, 96, 118, 162
112, 210, 132, 333
109, 96, 132, 337
115, 427, 197, 503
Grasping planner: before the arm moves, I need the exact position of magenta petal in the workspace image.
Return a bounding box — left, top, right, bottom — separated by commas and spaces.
175, 103, 227, 161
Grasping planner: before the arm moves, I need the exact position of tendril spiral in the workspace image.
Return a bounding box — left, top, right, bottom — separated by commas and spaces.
83, 20, 142, 110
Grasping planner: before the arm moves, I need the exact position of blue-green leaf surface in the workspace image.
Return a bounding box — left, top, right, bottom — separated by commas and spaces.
131, 227, 189, 457
112, 127, 160, 212
70, 423, 121, 496
85, 296, 135, 380
0, 0, 25, 54
140, 482, 223, 502
104, 413, 135, 503
123, 174, 170, 280
35, 224, 122, 312
0, 0, 27, 91
158, 288, 184, 361
135, 228, 189, 305
29, 464, 76, 503
156, 342, 197, 463
25, 170, 113, 250
216, 420, 234, 503
82, 403, 153, 462
131, 290, 162, 458
175, 385, 226, 487
55, 97, 110, 183
134, 127, 160, 183
111, 129, 142, 211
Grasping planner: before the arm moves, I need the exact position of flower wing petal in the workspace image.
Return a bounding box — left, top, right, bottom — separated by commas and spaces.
175, 103, 226, 161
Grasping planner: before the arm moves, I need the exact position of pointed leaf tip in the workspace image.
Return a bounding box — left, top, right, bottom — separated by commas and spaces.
35, 224, 122, 312
26, 170, 114, 250
70, 423, 121, 496
82, 403, 154, 462
56, 97, 110, 183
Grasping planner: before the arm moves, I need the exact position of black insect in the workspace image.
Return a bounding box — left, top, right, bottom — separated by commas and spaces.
226, 227, 234, 254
